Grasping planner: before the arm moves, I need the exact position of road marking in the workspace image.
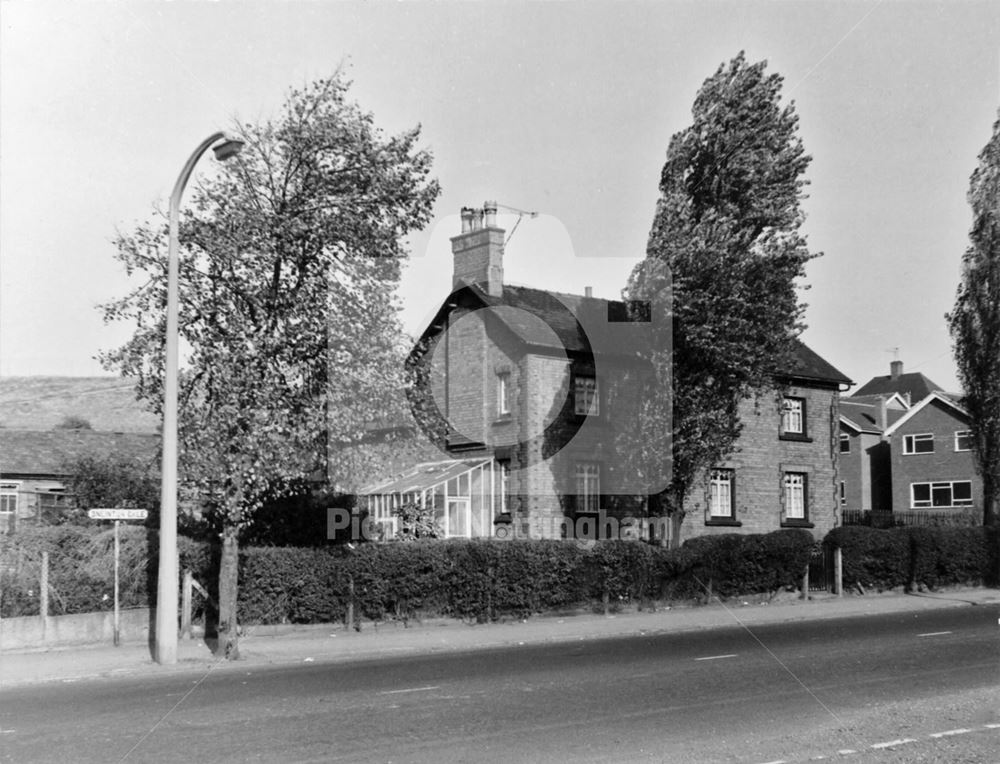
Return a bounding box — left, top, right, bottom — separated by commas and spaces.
755, 759, 787, 764
836, 750, 857, 755
984, 723, 1000, 729
929, 728, 971, 738
917, 631, 952, 637
694, 653, 738, 661
870, 738, 917, 749
378, 685, 440, 695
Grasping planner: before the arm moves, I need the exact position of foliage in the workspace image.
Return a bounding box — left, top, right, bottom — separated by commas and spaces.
60, 453, 160, 526
824, 526, 998, 591
948, 112, 1000, 527
99, 70, 440, 654
626, 52, 816, 542
392, 501, 442, 541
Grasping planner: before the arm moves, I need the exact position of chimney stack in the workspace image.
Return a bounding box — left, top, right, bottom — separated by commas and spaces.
584, 286, 593, 298
890, 360, 903, 380
452, 201, 504, 297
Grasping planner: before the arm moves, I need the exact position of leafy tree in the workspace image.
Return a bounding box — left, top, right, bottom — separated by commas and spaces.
100, 72, 440, 657
948, 112, 1000, 528
54, 453, 160, 525
626, 52, 816, 545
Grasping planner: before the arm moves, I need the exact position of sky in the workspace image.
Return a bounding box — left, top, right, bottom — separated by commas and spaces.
2, 1, 998, 394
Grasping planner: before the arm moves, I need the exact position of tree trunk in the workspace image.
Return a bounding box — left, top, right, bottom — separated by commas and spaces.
216, 524, 241, 660
983, 484, 999, 528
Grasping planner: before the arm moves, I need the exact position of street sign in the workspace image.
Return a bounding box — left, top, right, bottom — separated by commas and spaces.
87, 508, 148, 520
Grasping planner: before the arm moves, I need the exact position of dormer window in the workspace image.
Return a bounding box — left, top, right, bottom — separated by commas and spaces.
574, 376, 600, 417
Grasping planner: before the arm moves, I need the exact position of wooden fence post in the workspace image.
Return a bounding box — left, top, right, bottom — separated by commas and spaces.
180, 570, 193, 640
40, 551, 49, 641
834, 546, 843, 597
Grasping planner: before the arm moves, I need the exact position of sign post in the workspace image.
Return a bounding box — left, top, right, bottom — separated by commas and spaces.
88, 509, 148, 646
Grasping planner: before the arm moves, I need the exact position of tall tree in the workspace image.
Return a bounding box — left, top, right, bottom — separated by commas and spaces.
101, 73, 440, 656
626, 52, 816, 544
948, 113, 1000, 528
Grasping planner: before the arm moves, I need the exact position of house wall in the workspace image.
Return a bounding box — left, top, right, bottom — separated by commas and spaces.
681, 384, 840, 543
838, 430, 883, 510
0, 477, 70, 533
888, 399, 982, 511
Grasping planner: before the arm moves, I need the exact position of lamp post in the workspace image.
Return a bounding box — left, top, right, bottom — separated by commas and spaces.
155, 132, 243, 665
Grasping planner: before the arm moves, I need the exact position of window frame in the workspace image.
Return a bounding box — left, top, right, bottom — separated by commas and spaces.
839, 480, 846, 507
574, 461, 601, 513
707, 468, 736, 522
954, 430, 972, 452
839, 434, 851, 454
0, 482, 19, 515
780, 396, 809, 440
902, 433, 935, 455
910, 480, 974, 508
573, 375, 600, 418
496, 371, 511, 417
781, 471, 810, 526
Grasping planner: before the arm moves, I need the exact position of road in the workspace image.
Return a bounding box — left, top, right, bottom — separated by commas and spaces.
2, 607, 998, 763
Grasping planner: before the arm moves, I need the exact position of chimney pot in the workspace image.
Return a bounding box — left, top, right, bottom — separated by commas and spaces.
460, 207, 474, 234
484, 200, 498, 228
584, 286, 593, 298
890, 360, 903, 380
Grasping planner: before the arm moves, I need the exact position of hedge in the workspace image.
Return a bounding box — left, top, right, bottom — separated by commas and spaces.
823, 525, 999, 591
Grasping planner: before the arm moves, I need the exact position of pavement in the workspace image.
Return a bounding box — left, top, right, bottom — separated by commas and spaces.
2, 586, 999, 689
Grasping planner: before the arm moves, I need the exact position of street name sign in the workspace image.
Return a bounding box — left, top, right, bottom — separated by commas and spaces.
87, 508, 148, 520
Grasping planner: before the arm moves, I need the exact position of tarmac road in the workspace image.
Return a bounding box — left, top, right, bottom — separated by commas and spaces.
2, 605, 998, 763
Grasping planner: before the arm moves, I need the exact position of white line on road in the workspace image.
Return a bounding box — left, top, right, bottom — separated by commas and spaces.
917, 631, 953, 637
836, 750, 857, 755
870, 738, 917, 749
378, 685, 440, 695
984, 723, 1000, 729
694, 653, 738, 661
755, 759, 787, 764
929, 728, 972, 738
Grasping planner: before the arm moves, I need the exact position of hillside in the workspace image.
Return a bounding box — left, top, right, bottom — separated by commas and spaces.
0, 377, 159, 433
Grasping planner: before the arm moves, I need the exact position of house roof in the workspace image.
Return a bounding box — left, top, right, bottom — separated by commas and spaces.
0, 377, 158, 433
852, 371, 943, 402
422, 283, 851, 384
0, 430, 159, 478
882, 392, 970, 437
839, 400, 884, 433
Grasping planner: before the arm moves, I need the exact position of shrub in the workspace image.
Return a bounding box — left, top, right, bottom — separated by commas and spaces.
824, 526, 910, 591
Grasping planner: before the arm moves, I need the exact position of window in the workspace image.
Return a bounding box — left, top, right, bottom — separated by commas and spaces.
709, 469, 735, 519
783, 472, 807, 520
955, 430, 972, 452
903, 433, 935, 454
497, 372, 511, 416
575, 462, 601, 513
839, 480, 846, 507
911, 481, 973, 508
781, 397, 805, 436
839, 434, 851, 453
497, 459, 511, 514
0, 483, 18, 515
574, 376, 599, 416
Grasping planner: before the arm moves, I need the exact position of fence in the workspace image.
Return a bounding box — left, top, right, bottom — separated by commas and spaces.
841, 508, 980, 528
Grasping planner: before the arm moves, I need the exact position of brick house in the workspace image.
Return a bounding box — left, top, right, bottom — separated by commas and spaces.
880, 392, 981, 518
364, 202, 851, 545
679, 344, 852, 543
0, 429, 158, 533
838, 393, 909, 512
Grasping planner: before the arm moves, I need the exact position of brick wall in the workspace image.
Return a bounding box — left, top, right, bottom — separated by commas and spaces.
680, 385, 841, 543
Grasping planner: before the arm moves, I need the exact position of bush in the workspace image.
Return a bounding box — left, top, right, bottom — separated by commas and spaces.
239, 546, 348, 625
824, 526, 910, 591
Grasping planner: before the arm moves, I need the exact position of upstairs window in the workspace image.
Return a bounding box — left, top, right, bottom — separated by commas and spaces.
574, 376, 600, 417
709, 469, 735, 519
575, 462, 601, 513
781, 397, 806, 437
954, 430, 972, 452
839, 434, 851, 453
497, 372, 511, 416
903, 433, 934, 455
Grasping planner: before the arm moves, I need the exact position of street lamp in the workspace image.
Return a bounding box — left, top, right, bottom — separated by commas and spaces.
155, 132, 243, 665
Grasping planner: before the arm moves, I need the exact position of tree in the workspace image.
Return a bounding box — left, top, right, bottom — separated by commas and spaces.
100, 72, 440, 657
626, 52, 816, 545
948, 112, 1000, 528
55, 415, 92, 430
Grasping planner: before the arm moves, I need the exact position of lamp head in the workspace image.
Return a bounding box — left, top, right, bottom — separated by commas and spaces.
212, 138, 244, 161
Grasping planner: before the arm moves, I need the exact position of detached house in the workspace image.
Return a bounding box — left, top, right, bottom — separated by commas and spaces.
363, 202, 851, 545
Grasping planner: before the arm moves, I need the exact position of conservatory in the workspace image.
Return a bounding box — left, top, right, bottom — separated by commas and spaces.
361, 458, 510, 539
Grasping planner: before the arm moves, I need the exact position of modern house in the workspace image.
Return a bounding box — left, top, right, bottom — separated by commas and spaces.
851, 360, 944, 405
362, 202, 852, 545
838, 393, 909, 512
